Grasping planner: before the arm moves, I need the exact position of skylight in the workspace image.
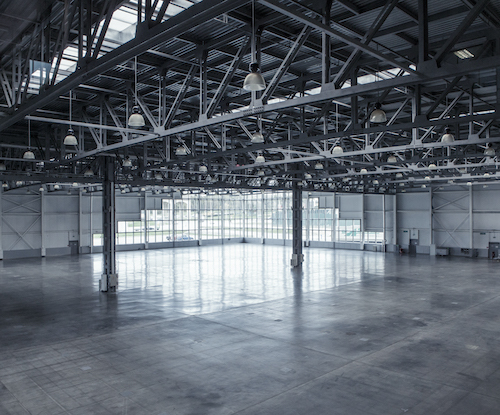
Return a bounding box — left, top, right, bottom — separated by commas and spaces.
454, 49, 474, 59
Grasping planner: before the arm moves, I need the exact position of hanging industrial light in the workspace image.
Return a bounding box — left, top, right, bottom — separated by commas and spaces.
243, 0, 265, 91
64, 91, 78, 146
428, 163, 437, 170
387, 155, 397, 163
84, 168, 94, 177
255, 154, 265, 163
128, 56, 145, 127
315, 162, 324, 170
155, 172, 163, 180
123, 157, 132, 167
23, 119, 35, 159
304, 172, 312, 180
395, 172, 403, 179
332, 145, 344, 155
0, 162, 5, 170
257, 169, 265, 176
251, 131, 264, 143
369, 102, 387, 123
441, 127, 454, 143
175, 146, 187, 156
199, 165, 208, 173
484, 143, 495, 156
359, 168, 368, 174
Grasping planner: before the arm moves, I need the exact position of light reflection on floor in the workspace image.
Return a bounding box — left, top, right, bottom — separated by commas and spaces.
92, 244, 386, 314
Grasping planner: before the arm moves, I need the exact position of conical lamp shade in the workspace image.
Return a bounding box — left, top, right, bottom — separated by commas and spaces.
441, 132, 454, 143
251, 132, 264, 143
23, 150, 35, 159
64, 128, 78, 146
255, 155, 265, 163
175, 146, 187, 156
370, 103, 387, 123
332, 146, 343, 155
128, 106, 145, 127
243, 64, 266, 91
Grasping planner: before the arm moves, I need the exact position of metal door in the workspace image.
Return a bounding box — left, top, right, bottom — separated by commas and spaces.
488, 243, 500, 259
409, 239, 418, 255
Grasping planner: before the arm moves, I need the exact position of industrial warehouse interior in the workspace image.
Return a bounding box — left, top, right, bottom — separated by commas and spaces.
1, 0, 500, 414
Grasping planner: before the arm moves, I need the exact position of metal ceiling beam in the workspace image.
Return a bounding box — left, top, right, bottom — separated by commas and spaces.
62, 54, 500, 162
261, 25, 312, 103
0, 0, 248, 133
433, 0, 490, 66
259, 0, 417, 74
334, 0, 400, 88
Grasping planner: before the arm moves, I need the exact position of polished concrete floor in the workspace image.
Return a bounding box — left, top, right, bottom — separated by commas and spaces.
1, 245, 500, 414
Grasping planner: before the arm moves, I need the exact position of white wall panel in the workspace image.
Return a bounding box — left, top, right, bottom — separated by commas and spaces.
339, 194, 362, 218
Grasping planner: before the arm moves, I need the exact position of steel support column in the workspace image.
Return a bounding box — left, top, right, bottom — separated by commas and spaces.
291, 182, 303, 267
0, 186, 3, 260
100, 156, 118, 292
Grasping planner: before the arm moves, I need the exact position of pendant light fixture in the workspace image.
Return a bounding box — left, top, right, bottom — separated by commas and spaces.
123, 157, 132, 167
23, 119, 35, 159
64, 91, 78, 146
243, 0, 266, 91
0, 162, 6, 170
251, 130, 264, 144
175, 146, 187, 156
314, 162, 324, 170
332, 145, 344, 155
84, 168, 94, 177
255, 154, 265, 163
484, 143, 495, 157
369, 102, 387, 123
387, 155, 397, 163
441, 127, 454, 143
128, 56, 145, 127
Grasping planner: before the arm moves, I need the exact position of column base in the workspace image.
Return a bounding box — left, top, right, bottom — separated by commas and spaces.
290, 253, 304, 267
100, 274, 118, 292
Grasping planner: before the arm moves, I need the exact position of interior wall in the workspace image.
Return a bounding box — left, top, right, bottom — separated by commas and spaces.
1, 185, 500, 260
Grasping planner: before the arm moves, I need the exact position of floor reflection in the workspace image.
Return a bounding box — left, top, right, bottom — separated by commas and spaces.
92, 244, 386, 315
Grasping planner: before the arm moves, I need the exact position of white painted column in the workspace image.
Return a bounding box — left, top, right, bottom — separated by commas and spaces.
332, 193, 337, 245
393, 194, 397, 245
221, 195, 225, 241
261, 191, 265, 243
382, 194, 386, 252
469, 186, 473, 251
305, 193, 310, 246
360, 193, 365, 249
144, 190, 149, 249
198, 194, 202, 245
78, 189, 83, 254
41, 189, 46, 257
90, 192, 93, 253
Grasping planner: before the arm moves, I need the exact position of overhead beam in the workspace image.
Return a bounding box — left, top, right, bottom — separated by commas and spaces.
0, 0, 248, 133
433, 0, 490, 65
259, 0, 417, 74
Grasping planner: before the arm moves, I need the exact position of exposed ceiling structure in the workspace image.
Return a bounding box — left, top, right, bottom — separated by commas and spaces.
1, 0, 500, 193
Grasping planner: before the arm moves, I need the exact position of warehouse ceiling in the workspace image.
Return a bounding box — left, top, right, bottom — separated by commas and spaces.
1, 0, 500, 193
